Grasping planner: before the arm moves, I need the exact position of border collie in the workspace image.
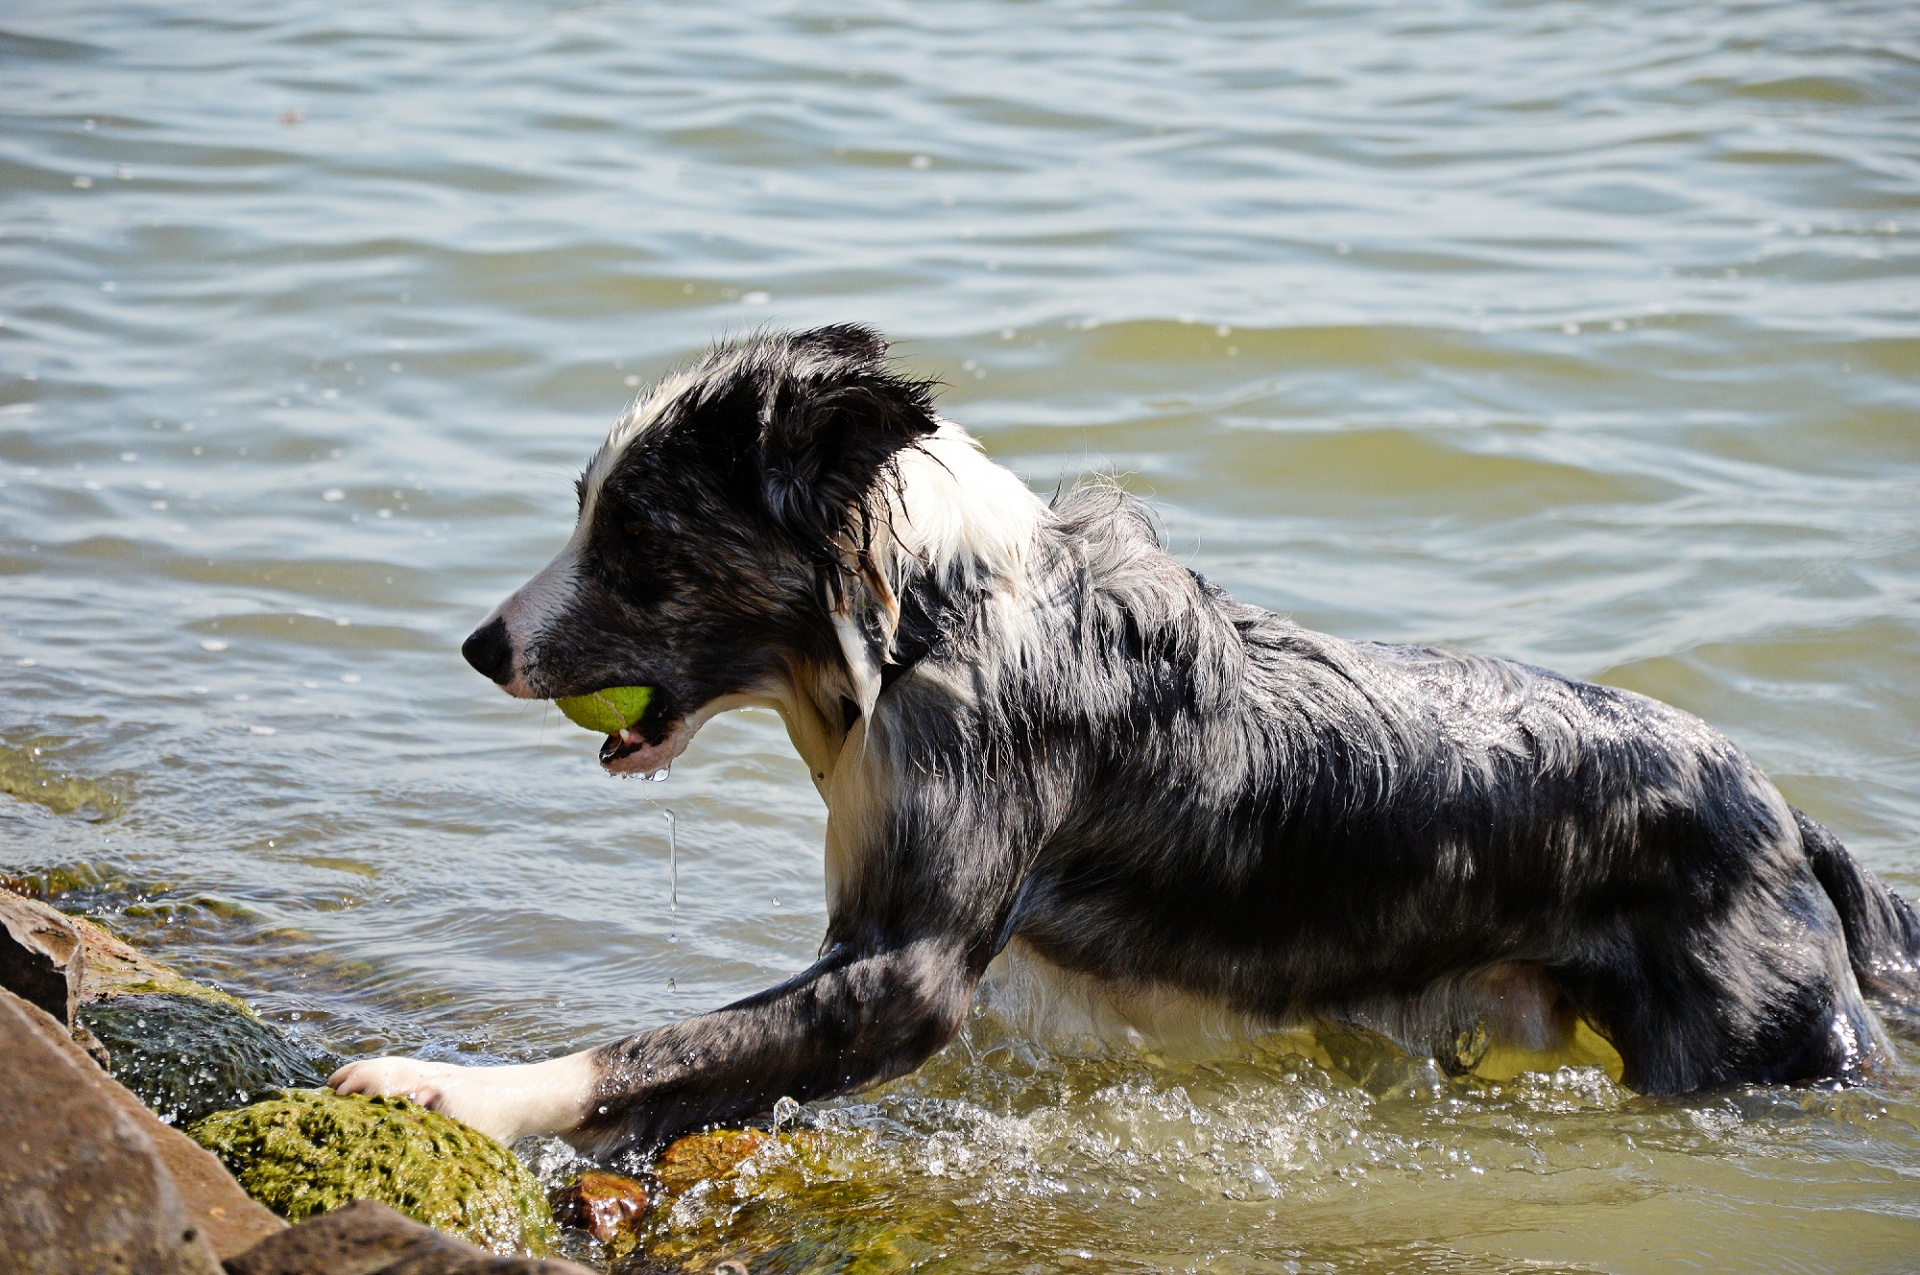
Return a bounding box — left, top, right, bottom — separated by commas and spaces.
332, 325, 1920, 1156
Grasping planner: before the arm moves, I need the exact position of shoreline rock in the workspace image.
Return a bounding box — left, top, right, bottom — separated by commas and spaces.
0, 985, 285, 1268
191, 1088, 559, 1258
3, 884, 595, 1272
6, 882, 867, 1272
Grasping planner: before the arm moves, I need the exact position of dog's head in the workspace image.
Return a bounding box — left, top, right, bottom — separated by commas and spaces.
464, 325, 958, 774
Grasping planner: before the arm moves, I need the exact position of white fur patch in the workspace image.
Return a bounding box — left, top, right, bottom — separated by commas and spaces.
873, 420, 1047, 599
834, 420, 1049, 719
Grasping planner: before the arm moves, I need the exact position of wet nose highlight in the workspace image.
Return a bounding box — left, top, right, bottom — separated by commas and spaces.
462, 616, 515, 685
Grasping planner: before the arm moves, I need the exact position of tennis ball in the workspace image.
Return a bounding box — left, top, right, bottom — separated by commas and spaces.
555, 685, 654, 734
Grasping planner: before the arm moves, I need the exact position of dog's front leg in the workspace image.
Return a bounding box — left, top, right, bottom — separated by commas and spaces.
332, 750, 1049, 1154
328, 935, 989, 1154
566, 934, 984, 1155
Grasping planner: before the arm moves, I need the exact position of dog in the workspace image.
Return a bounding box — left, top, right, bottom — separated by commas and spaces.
331, 324, 1920, 1156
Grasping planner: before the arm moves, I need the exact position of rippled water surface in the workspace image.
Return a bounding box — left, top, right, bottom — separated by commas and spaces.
5, 2, 1920, 1270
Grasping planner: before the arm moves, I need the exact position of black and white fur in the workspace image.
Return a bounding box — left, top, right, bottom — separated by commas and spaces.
331, 325, 1920, 1155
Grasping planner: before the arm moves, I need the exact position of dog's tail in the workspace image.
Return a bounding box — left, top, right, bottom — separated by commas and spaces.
1796, 808, 1920, 1014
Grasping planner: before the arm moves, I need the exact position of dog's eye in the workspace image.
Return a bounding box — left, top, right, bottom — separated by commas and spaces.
625, 520, 647, 539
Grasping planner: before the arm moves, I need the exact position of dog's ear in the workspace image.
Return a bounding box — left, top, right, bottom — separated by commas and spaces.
758, 327, 936, 710
759, 329, 934, 551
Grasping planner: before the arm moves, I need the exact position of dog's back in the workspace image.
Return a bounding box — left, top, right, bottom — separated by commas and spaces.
927, 482, 1904, 1093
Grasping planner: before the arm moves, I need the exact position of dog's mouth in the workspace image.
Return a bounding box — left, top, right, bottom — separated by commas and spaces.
598, 723, 681, 775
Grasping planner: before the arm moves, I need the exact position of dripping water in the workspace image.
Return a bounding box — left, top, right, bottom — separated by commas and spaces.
664, 807, 677, 912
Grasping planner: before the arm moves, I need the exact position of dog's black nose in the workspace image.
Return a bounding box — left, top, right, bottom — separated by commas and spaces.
462, 617, 515, 685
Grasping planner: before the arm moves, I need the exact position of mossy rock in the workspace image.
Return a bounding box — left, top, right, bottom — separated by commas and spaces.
188, 1088, 556, 1257
78, 992, 337, 1125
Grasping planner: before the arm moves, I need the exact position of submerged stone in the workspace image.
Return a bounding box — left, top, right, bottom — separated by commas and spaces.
651, 1127, 782, 1195
551, 1170, 650, 1254
79, 993, 336, 1126
188, 1088, 556, 1257
635, 1128, 941, 1275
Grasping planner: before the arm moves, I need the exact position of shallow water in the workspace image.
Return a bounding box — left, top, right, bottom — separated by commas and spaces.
4, 1, 1919, 1270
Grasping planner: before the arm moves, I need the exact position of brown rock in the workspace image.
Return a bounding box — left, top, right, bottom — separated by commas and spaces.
0, 986, 222, 1275
652, 1127, 827, 1196
0, 888, 85, 1024
224, 1199, 595, 1275
652, 1128, 777, 1194
0, 985, 284, 1263
551, 1170, 650, 1251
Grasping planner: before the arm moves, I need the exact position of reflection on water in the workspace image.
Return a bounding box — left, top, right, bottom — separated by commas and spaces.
3, 1, 1918, 1270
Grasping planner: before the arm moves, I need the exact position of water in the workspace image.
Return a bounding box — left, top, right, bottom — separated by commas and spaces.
4, 1, 1919, 1269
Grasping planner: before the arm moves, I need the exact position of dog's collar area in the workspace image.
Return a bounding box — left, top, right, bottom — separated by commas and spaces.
877, 633, 928, 696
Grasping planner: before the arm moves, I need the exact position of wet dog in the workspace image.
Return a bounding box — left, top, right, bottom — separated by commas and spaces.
331, 325, 1920, 1155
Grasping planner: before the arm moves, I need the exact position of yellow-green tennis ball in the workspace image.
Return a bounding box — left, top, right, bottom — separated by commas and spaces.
555, 686, 654, 734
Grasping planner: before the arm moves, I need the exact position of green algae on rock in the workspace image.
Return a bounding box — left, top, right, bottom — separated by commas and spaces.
79, 993, 337, 1125
188, 1089, 555, 1257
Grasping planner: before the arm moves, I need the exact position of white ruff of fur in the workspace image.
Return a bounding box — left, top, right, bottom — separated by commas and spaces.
836, 420, 1047, 719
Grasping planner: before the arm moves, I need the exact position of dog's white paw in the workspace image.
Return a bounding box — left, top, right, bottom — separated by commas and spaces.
327, 1052, 596, 1145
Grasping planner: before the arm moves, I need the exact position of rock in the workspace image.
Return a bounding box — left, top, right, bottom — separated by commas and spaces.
652, 1127, 783, 1194
639, 1128, 945, 1275
4, 886, 335, 1122
66, 901, 256, 1012
225, 1199, 594, 1275
0, 986, 284, 1272
0, 888, 117, 1067
190, 1089, 557, 1257
551, 1170, 650, 1253
0, 888, 84, 1024
1, 881, 257, 1012
80, 991, 337, 1125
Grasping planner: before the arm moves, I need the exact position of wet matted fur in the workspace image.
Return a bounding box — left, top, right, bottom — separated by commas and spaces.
333, 325, 1920, 1156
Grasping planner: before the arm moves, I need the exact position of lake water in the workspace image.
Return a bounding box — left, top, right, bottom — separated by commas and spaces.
4, 2, 1919, 1270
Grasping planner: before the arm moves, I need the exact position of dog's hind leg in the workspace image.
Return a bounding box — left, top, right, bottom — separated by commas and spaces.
1557, 866, 1880, 1093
